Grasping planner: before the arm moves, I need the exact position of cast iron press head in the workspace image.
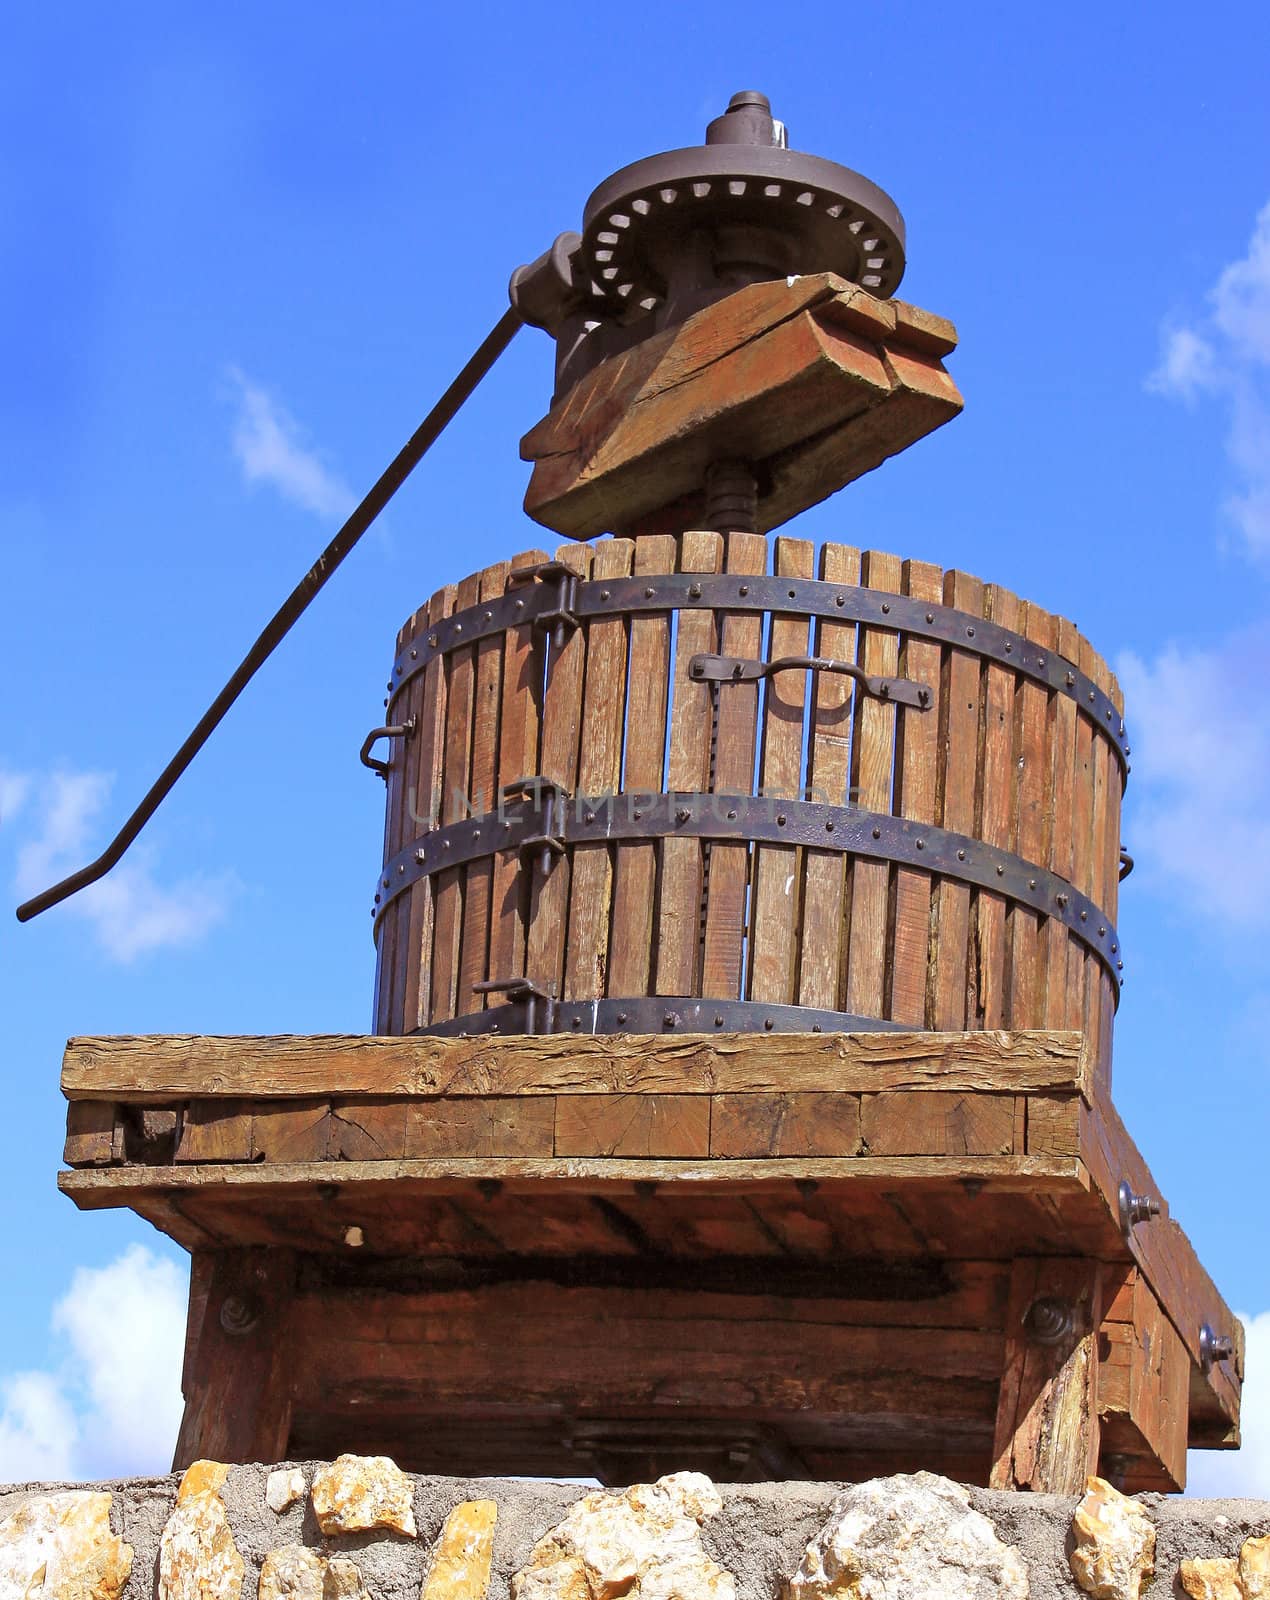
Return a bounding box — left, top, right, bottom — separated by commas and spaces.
512, 91, 906, 394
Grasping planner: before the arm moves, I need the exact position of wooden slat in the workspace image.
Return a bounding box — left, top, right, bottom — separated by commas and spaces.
799, 541, 861, 1009
1080, 634, 1111, 1086
656, 530, 723, 995
976, 584, 1019, 1028
63, 1029, 1090, 1101
398, 585, 457, 1024
1046, 616, 1081, 1030
430, 572, 482, 1023
375, 599, 426, 1032
525, 543, 593, 997
487, 548, 547, 989
889, 558, 944, 1026
702, 531, 768, 998
564, 539, 634, 1000
1007, 602, 1054, 1028
608, 535, 675, 995
456, 560, 511, 1013
251, 1099, 331, 1164
1067, 623, 1095, 1038
846, 550, 902, 1019
750, 537, 814, 1003
931, 570, 985, 1028
329, 1099, 409, 1161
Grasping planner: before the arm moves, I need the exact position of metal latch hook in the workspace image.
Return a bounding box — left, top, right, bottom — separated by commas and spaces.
689, 653, 933, 710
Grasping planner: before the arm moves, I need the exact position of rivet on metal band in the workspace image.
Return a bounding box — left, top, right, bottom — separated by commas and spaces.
372, 790, 1125, 993
386, 571, 1128, 769
414, 996, 911, 1040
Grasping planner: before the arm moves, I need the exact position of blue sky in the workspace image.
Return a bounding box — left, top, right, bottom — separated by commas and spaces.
2, 2, 1268, 1490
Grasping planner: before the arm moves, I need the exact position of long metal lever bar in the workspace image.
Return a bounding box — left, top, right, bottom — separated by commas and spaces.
17, 306, 524, 922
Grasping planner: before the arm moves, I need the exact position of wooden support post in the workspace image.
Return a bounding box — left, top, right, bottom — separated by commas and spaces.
990, 1256, 1102, 1493
173, 1247, 298, 1470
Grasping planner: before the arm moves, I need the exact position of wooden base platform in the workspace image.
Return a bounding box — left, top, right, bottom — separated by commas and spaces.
60, 1029, 1242, 1491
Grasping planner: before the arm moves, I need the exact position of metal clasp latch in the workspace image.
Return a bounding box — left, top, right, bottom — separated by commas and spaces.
689, 653, 932, 710
501, 775, 571, 876
471, 976, 558, 1034
506, 560, 580, 650
359, 717, 416, 778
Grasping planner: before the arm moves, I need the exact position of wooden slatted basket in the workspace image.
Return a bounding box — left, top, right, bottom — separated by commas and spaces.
372, 533, 1126, 1087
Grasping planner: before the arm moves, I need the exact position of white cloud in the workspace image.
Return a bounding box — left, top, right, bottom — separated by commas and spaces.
6, 767, 234, 962
1187, 1309, 1270, 1498
229, 366, 354, 521
0, 1373, 79, 1484
1118, 625, 1270, 928
0, 770, 30, 828
1148, 200, 1270, 556
0, 1246, 188, 1484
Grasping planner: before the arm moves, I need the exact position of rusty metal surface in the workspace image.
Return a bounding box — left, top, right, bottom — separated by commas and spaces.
387, 568, 1129, 769
371, 791, 1125, 992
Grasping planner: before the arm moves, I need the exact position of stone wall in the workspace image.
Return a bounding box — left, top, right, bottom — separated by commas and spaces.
2, 1460, 1267, 1600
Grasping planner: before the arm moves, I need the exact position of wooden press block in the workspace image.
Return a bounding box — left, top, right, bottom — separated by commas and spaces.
520, 272, 962, 538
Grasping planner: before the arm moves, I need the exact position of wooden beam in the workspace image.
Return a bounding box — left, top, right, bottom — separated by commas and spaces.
990, 1257, 1102, 1493
61, 1029, 1090, 1103
173, 1248, 297, 1469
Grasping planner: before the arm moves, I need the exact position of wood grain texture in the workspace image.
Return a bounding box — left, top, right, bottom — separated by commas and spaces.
846, 550, 902, 1018
710, 1093, 862, 1157
798, 541, 861, 1009
861, 1092, 1015, 1157
608, 534, 675, 995
976, 583, 1018, 1029
554, 1095, 712, 1158
750, 537, 813, 1004
63, 1028, 1090, 1100
702, 532, 768, 999
564, 538, 634, 1000
656, 531, 723, 995
990, 1257, 1102, 1492
430, 571, 482, 1024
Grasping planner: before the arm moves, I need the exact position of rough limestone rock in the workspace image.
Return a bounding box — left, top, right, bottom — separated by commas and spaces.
257, 1544, 370, 1600
311, 1455, 418, 1539
784, 1471, 1028, 1600
1180, 1558, 1244, 1600
0, 1491, 133, 1600
266, 1471, 306, 1515
423, 1501, 498, 1600
512, 1472, 733, 1600
1068, 1478, 1155, 1600
158, 1460, 245, 1600
1242, 1537, 1270, 1600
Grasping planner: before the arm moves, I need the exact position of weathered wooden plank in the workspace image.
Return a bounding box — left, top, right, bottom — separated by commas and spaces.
329, 1099, 409, 1161
710, 1093, 862, 1157
175, 1101, 253, 1163
702, 531, 768, 999
932, 569, 984, 1029
525, 544, 594, 997
861, 1092, 1015, 1157
846, 549, 902, 1019
798, 541, 861, 1009
750, 537, 814, 1004
889, 559, 943, 1026
173, 1248, 297, 1470
564, 539, 634, 1000
554, 1095, 712, 1158
1098, 1267, 1189, 1489
487, 548, 547, 989
377, 598, 427, 1033
656, 530, 723, 995
608, 534, 675, 995
1046, 616, 1080, 1030
456, 560, 511, 1013
1025, 1094, 1080, 1156
976, 584, 1019, 1029
63, 1028, 1090, 1100
990, 1257, 1102, 1492
405, 1097, 556, 1159
64, 1100, 117, 1167
1007, 602, 1054, 1029
430, 572, 482, 1023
